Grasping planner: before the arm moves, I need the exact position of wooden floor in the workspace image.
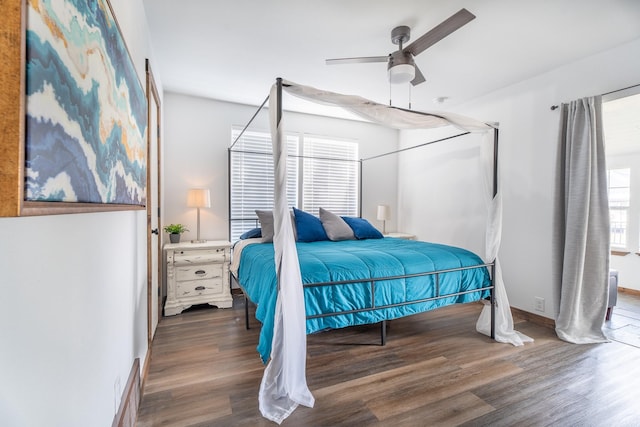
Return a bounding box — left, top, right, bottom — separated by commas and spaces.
137, 294, 640, 426
604, 290, 640, 348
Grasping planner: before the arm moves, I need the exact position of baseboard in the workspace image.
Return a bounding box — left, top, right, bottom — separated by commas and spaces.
141, 347, 152, 396
139, 328, 158, 408
112, 358, 140, 427
511, 307, 556, 329
619, 287, 640, 297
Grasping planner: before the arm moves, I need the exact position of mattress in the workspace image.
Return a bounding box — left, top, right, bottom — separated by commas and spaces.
233, 237, 491, 362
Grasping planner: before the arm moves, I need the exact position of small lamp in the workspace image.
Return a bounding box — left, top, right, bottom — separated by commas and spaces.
187, 188, 211, 243
377, 204, 390, 234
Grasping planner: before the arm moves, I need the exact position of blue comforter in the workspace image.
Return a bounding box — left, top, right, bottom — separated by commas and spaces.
237, 238, 491, 362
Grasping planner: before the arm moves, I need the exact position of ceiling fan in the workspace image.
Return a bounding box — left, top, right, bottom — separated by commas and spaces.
326, 8, 476, 86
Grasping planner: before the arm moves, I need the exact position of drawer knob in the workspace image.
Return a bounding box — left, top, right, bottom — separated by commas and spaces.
195, 270, 206, 276
195, 285, 205, 291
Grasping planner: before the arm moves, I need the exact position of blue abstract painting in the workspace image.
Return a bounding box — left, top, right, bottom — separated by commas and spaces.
26, 0, 147, 205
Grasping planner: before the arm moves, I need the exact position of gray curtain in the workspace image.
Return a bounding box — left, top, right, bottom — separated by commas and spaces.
555, 96, 610, 343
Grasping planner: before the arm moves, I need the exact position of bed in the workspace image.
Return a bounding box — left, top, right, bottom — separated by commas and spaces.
231, 236, 493, 363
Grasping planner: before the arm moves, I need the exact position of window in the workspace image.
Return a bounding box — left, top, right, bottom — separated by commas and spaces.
301, 135, 359, 215
229, 129, 299, 241
607, 168, 630, 248
229, 128, 359, 241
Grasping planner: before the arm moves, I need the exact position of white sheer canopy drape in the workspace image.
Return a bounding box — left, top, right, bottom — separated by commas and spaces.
258, 79, 532, 424
555, 96, 610, 343
476, 131, 534, 346
258, 84, 315, 424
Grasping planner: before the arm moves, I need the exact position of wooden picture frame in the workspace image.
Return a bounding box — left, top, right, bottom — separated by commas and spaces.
0, 0, 147, 217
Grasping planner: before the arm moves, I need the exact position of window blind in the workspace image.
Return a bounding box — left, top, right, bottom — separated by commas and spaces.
302, 135, 359, 216
230, 128, 298, 240
230, 129, 359, 241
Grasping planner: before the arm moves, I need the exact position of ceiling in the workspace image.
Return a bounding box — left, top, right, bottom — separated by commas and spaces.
142, 0, 640, 117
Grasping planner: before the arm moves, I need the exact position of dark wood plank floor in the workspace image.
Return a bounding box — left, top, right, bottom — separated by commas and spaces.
137, 293, 640, 426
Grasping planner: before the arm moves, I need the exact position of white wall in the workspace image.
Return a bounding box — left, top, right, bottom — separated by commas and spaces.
608, 152, 640, 291
162, 92, 399, 241
399, 37, 640, 319
0, 1, 160, 425
397, 127, 490, 256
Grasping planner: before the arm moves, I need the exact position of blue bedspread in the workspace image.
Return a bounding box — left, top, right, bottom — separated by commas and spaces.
237, 238, 491, 362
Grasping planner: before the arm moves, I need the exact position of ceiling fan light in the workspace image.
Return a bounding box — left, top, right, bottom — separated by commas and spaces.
388, 63, 415, 84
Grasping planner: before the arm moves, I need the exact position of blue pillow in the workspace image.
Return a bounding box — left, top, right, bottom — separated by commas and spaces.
293, 207, 328, 242
239, 227, 262, 240
342, 216, 384, 239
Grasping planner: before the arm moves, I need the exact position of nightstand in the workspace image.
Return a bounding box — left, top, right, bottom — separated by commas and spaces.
383, 232, 416, 240
164, 240, 232, 316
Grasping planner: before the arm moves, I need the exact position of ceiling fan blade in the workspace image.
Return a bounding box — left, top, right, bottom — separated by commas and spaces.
404, 8, 476, 57
326, 56, 388, 65
411, 65, 426, 86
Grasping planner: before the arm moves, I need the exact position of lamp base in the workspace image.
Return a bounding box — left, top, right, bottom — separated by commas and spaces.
191, 239, 207, 244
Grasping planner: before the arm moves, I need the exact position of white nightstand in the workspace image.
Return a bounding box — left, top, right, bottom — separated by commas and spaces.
164, 240, 232, 316
383, 232, 416, 240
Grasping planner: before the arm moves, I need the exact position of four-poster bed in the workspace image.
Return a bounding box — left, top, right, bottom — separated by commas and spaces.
228, 78, 527, 424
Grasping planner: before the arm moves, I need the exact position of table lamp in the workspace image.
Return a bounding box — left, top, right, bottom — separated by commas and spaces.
377, 204, 390, 234
187, 188, 210, 243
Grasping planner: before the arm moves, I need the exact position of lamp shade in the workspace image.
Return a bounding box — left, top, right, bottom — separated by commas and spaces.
187, 188, 211, 208
377, 204, 390, 221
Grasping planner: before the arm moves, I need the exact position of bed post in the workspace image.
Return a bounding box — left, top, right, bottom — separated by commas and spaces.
228, 148, 232, 241
358, 160, 363, 216
490, 127, 499, 340
275, 78, 283, 294
276, 77, 283, 124
493, 127, 499, 199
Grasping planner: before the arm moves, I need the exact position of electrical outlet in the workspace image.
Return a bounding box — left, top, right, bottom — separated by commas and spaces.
534, 297, 545, 312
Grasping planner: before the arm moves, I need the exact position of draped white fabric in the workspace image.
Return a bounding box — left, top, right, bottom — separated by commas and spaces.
281, 80, 492, 132
475, 132, 534, 345
258, 79, 531, 423
258, 84, 314, 424
555, 96, 610, 344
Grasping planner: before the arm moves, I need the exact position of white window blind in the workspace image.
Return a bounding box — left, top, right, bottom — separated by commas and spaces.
230, 128, 298, 241
229, 129, 359, 241
302, 135, 359, 216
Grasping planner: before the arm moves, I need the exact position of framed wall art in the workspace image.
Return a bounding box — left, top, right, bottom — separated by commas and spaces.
18, 0, 148, 215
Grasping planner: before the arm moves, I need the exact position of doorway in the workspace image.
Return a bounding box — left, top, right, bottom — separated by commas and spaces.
146, 59, 162, 343
603, 89, 640, 347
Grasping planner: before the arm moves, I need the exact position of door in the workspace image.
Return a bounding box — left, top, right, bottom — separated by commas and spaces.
147, 59, 162, 341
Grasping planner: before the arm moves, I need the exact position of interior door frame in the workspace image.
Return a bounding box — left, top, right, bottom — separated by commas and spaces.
146, 59, 162, 345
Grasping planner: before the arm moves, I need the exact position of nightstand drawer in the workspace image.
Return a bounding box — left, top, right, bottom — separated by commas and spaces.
173, 249, 226, 266
176, 277, 223, 297
175, 264, 223, 282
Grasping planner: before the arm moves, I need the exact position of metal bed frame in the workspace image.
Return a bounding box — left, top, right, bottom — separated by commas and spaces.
229, 77, 498, 342
235, 260, 494, 345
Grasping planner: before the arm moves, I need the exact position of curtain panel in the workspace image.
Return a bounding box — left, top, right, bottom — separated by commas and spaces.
556, 96, 610, 344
